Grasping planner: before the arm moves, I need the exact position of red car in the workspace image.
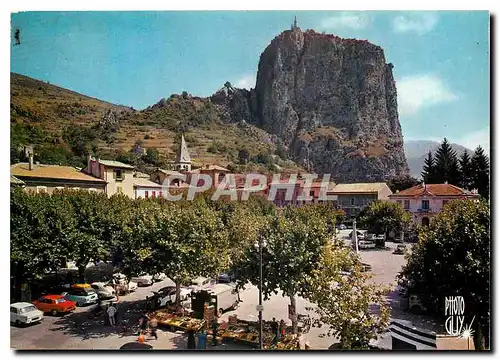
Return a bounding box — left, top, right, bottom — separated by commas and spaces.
33, 295, 77, 316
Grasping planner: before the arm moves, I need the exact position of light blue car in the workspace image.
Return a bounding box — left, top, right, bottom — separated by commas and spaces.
63, 288, 98, 306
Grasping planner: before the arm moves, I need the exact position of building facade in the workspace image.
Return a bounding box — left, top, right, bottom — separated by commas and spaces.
328, 182, 393, 218
388, 183, 480, 226
11, 154, 106, 194
133, 177, 165, 199
83, 157, 135, 197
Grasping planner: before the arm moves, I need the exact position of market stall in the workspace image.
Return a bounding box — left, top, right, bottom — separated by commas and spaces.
207, 316, 302, 350
148, 309, 206, 332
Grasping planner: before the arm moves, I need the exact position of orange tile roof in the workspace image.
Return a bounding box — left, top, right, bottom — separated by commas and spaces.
133, 177, 163, 188
391, 183, 473, 197
330, 182, 388, 194
200, 164, 230, 172
11, 163, 106, 183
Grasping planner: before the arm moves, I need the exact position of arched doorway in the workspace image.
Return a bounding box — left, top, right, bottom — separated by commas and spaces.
422, 217, 430, 227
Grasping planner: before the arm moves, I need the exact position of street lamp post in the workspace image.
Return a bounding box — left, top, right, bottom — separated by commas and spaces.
258, 236, 264, 350
353, 218, 359, 254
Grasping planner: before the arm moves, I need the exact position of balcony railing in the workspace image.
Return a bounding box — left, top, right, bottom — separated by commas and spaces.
417, 208, 431, 213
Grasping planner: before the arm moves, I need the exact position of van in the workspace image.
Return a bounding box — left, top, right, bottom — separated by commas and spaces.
191, 283, 239, 317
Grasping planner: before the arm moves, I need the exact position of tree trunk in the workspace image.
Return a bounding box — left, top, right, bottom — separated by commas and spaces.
473, 322, 484, 350
290, 295, 298, 334
77, 265, 85, 283
175, 279, 181, 307
13, 262, 24, 302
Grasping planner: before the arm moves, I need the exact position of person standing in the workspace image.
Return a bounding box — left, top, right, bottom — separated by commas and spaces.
271, 318, 279, 345
196, 328, 207, 350
211, 319, 219, 346
297, 329, 310, 350
187, 329, 196, 349
140, 313, 149, 335
107, 304, 117, 326
149, 317, 158, 340
279, 319, 286, 341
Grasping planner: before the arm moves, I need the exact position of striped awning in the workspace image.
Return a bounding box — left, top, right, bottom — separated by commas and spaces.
389, 320, 437, 350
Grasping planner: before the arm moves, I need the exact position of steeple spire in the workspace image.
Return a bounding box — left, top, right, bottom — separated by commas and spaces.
175, 134, 192, 171
291, 16, 298, 31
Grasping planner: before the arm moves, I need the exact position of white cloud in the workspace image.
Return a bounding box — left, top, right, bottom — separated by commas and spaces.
397, 74, 457, 116
319, 12, 370, 30
454, 127, 490, 155
393, 12, 438, 35
235, 74, 255, 89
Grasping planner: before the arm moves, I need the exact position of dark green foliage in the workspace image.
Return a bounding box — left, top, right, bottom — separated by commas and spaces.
238, 149, 249, 164
36, 144, 74, 166
399, 200, 490, 349
459, 151, 473, 190
387, 175, 420, 193
471, 146, 490, 200
433, 138, 460, 185
62, 125, 98, 157
421, 150, 434, 182
207, 141, 228, 154
143, 147, 160, 166
116, 151, 139, 166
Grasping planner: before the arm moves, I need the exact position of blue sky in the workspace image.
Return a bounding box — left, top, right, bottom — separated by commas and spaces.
10, 11, 490, 151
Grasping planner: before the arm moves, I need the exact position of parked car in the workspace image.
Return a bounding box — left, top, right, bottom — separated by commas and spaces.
71, 283, 92, 290
217, 272, 235, 284
193, 284, 239, 317
349, 230, 367, 240
393, 244, 407, 255
339, 224, 347, 230
91, 282, 116, 299
130, 274, 154, 287
352, 240, 376, 250
10, 302, 44, 326
32, 295, 76, 316
188, 276, 215, 292
153, 286, 191, 308
63, 288, 98, 306
112, 273, 138, 293
152, 273, 167, 282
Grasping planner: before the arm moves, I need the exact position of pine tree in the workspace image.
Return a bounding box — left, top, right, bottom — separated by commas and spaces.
458, 151, 473, 190
471, 146, 490, 200
421, 151, 436, 183
434, 138, 460, 185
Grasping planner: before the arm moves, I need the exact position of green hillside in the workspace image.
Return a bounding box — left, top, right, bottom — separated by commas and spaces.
10, 73, 302, 174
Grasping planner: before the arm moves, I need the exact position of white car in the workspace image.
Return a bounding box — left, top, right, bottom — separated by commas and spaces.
188, 276, 215, 292
112, 273, 138, 293
130, 274, 153, 287
91, 282, 116, 299
153, 273, 166, 282
153, 286, 191, 308
10, 302, 44, 326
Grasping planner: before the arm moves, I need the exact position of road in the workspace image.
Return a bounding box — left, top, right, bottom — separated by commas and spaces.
11, 239, 442, 350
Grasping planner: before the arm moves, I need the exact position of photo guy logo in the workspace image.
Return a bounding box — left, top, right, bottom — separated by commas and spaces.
159, 173, 337, 202
444, 296, 475, 339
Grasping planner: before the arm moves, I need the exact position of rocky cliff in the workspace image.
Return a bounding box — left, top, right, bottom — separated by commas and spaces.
236, 27, 410, 182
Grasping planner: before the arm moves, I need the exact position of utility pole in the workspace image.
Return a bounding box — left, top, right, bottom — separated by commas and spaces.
353, 218, 359, 254
258, 236, 263, 350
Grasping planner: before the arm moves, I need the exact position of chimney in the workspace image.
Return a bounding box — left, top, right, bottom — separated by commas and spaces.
28, 152, 34, 170
96, 157, 101, 178
87, 154, 92, 172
